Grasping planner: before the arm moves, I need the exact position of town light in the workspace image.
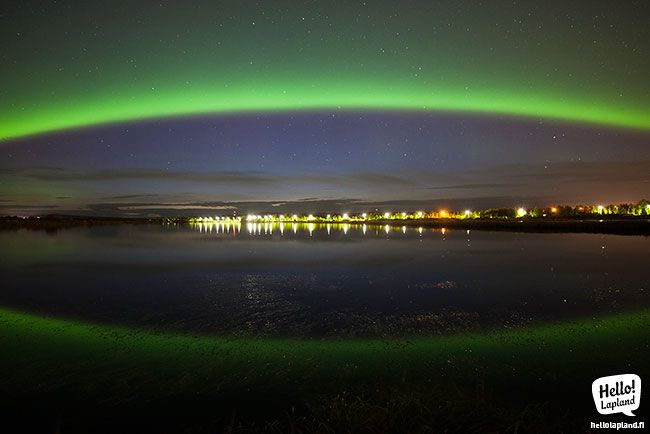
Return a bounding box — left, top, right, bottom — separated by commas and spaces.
516, 208, 527, 217
416, 211, 423, 218
440, 210, 448, 218
384, 212, 390, 219
551, 207, 558, 213
464, 210, 471, 216
342, 213, 349, 220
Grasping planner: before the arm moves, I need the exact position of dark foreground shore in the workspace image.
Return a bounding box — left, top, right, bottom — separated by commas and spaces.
2, 214, 650, 235
1, 308, 648, 433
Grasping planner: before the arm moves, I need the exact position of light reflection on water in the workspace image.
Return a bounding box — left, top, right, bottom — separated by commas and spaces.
190, 221, 438, 238
0, 224, 649, 337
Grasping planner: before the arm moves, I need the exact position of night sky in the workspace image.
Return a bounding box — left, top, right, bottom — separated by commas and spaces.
1, 1, 649, 216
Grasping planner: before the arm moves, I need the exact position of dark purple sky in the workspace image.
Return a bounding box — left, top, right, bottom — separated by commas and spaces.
2, 111, 649, 216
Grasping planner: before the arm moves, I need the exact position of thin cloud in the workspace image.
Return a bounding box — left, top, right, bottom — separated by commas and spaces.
427, 183, 512, 190
118, 204, 237, 211
109, 194, 163, 200
5, 167, 416, 188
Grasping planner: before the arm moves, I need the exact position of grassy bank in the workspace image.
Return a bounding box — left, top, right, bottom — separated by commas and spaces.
0, 307, 648, 431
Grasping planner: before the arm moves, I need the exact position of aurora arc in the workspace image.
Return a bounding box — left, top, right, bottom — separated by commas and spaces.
3, 1, 650, 140
3, 85, 650, 141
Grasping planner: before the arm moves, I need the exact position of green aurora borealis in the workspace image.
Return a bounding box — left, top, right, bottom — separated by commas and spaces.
3, 81, 650, 141
2, 3, 650, 429
2, 0, 650, 140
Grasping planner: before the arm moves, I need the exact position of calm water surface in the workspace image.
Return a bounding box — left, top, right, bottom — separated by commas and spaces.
1, 223, 648, 337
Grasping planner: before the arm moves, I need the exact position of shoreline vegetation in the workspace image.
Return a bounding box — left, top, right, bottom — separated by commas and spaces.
1, 307, 649, 431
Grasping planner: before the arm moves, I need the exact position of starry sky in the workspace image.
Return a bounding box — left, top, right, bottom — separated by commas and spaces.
1, 0, 649, 216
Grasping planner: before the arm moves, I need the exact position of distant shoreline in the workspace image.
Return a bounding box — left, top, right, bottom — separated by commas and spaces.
2, 215, 649, 235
